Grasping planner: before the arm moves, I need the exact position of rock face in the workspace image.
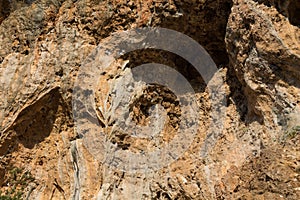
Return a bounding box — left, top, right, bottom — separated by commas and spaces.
0, 0, 299, 199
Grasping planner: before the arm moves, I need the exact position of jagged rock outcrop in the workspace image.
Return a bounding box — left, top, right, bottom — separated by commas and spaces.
0, 0, 299, 199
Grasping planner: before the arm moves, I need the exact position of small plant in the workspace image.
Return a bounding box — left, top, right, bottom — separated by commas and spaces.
0, 167, 35, 200
280, 125, 300, 143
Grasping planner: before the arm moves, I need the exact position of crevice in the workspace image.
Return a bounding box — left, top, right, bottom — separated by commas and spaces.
226, 66, 248, 123
70, 141, 80, 200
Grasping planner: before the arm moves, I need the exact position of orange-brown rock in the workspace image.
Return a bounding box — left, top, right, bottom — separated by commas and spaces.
0, 0, 299, 199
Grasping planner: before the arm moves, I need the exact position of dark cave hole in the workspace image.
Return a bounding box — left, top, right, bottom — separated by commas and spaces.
14, 87, 61, 149
120, 49, 206, 94
254, 0, 300, 27
0, 0, 34, 24
159, 0, 233, 67
129, 84, 181, 129
288, 0, 300, 26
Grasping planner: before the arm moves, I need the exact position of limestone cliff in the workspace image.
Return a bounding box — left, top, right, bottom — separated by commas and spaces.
0, 0, 299, 199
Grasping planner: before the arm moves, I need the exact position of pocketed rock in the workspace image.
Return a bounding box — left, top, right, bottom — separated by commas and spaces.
0, 0, 299, 199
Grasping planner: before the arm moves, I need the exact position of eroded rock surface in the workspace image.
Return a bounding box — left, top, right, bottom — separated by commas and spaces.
0, 0, 299, 199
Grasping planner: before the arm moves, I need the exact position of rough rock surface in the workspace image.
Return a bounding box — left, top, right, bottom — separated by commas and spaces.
0, 0, 299, 199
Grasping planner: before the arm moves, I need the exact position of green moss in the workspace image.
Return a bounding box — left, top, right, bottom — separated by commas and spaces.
0, 167, 35, 200
281, 125, 300, 143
